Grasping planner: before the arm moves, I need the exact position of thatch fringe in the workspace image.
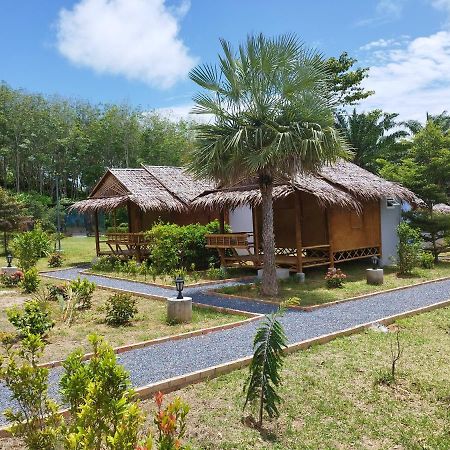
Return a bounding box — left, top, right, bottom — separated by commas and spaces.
433, 203, 450, 214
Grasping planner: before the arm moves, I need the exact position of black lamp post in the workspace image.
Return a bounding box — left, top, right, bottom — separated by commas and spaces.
175, 276, 185, 299
6, 252, 13, 268
371, 255, 379, 270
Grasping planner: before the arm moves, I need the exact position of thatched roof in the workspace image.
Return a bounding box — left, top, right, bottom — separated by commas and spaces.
70, 166, 212, 213
70, 160, 419, 214
193, 160, 419, 211
433, 203, 450, 214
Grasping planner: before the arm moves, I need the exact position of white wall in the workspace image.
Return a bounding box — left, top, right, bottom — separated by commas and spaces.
229, 206, 253, 233
380, 198, 402, 266
229, 206, 254, 255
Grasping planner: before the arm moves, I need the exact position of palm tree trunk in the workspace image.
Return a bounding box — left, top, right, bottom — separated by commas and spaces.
259, 176, 278, 296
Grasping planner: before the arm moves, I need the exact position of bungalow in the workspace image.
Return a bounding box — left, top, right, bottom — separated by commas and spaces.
70, 161, 418, 270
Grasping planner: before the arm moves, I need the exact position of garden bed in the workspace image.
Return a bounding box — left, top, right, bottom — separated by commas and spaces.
132, 306, 450, 449
215, 260, 450, 307
86, 267, 257, 288
0, 281, 246, 364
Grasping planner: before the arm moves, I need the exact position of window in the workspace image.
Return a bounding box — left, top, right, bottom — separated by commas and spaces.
386, 197, 400, 209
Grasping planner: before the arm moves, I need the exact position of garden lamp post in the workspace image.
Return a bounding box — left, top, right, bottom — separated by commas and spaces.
175, 276, 184, 299
371, 255, 379, 270
6, 252, 13, 268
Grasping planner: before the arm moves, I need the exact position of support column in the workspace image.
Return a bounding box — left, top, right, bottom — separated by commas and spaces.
294, 192, 303, 273
252, 207, 260, 266
94, 211, 100, 257
218, 208, 226, 267
325, 208, 334, 268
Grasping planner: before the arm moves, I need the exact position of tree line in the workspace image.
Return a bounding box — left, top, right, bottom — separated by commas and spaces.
0, 83, 195, 199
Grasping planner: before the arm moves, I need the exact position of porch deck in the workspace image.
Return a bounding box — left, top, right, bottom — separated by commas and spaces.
206, 233, 380, 271
97, 232, 150, 260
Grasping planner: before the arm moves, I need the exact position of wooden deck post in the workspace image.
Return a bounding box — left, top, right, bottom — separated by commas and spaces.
294, 192, 303, 273
94, 211, 100, 257
325, 208, 334, 268
252, 207, 260, 266
218, 209, 226, 267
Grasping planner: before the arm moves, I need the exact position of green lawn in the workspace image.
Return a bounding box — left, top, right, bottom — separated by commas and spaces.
138, 306, 450, 449
36, 236, 97, 271
218, 260, 450, 307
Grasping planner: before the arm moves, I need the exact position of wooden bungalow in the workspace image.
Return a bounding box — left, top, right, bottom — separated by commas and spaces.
70, 166, 215, 259
71, 161, 418, 271
193, 160, 418, 271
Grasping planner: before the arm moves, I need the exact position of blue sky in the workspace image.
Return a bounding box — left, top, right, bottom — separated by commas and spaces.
1, 0, 450, 120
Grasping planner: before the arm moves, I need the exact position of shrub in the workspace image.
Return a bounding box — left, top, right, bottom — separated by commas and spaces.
60, 334, 143, 449
420, 251, 434, 269
397, 222, 423, 275
0, 270, 24, 287
69, 277, 95, 309
20, 268, 41, 293
0, 334, 62, 450
47, 252, 63, 268
105, 293, 137, 326
146, 220, 227, 274
324, 268, 347, 288
206, 264, 227, 280
7, 299, 54, 337
46, 284, 67, 302
91, 255, 118, 272
11, 222, 52, 270
124, 258, 139, 277
141, 391, 189, 450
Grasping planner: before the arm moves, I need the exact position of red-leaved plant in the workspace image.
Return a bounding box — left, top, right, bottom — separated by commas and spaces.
0, 270, 24, 287
137, 391, 190, 450
324, 267, 347, 288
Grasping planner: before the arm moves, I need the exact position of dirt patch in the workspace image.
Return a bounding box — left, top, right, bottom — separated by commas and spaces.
0, 291, 29, 309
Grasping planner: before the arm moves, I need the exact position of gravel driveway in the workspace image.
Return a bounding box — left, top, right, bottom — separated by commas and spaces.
1, 268, 449, 427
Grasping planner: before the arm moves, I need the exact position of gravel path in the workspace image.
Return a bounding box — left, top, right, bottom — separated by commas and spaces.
1, 268, 449, 426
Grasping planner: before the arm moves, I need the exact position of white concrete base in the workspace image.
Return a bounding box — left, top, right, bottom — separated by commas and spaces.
167, 297, 192, 323
366, 268, 384, 285
257, 268, 290, 280
1, 266, 19, 275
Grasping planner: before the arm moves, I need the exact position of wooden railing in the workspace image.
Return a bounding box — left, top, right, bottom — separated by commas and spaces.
104, 232, 149, 245
206, 233, 254, 249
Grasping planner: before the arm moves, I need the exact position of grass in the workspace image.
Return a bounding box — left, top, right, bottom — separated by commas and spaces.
35, 236, 97, 272
0, 281, 246, 363
217, 260, 450, 307
136, 306, 450, 449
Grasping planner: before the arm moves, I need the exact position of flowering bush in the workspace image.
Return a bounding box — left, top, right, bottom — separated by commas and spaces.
324, 268, 347, 288
0, 270, 24, 287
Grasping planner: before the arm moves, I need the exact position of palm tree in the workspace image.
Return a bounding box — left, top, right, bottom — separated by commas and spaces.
335, 109, 406, 172
188, 34, 348, 296
403, 111, 450, 135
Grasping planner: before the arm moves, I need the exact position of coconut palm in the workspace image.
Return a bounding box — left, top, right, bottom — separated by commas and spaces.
188, 34, 349, 295
335, 109, 407, 172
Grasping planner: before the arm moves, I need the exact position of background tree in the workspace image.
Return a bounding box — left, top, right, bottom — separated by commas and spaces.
188, 34, 348, 295
325, 52, 374, 106
0, 187, 26, 253
380, 122, 450, 261
336, 109, 406, 172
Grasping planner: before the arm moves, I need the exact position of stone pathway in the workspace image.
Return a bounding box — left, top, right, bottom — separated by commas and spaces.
1, 268, 450, 426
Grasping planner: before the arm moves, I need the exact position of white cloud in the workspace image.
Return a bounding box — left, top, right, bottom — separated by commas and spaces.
360, 38, 397, 51
56, 0, 197, 89
156, 103, 212, 123
360, 31, 450, 120
356, 0, 406, 27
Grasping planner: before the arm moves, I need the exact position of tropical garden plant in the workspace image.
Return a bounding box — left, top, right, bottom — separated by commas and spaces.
243, 299, 296, 426
188, 34, 349, 295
